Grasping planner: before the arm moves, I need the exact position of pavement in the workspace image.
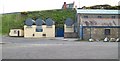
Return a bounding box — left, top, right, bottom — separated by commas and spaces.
1, 36, 119, 59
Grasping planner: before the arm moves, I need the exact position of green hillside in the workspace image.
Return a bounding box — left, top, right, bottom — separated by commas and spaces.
1, 9, 76, 35
0, 14, 2, 35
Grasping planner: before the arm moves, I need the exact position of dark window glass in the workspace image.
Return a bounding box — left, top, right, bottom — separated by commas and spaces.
14, 30, 17, 34
105, 29, 110, 35
98, 16, 102, 18
111, 16, 115, 19
36, 28, 43, 32
84, 16, 88, 18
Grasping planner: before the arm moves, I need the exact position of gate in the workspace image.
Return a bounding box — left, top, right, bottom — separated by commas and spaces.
55, 28, 64, 37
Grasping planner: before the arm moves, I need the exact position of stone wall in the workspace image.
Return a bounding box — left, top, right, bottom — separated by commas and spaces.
118, 28, 120, 38
83, 28, 119, 40
118, 15, 120, 37
64, 32, 78, 38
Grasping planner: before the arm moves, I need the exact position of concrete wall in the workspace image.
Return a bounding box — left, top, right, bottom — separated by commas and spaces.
64, 24, 74, 32
24, 25, 55, 38
64, 24, 78, 38
9, 29, 24, 36
64, 32, 77, 38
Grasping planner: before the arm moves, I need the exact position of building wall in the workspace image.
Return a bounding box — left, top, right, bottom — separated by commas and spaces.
44, 26, 55, 37
77, 14, 120, 40
20, 29, 24, 36
118, 15, 120, 37
64, 24, 77, 38
9, 29, 24, 36
78, 14, 119, 26
64, 24, 74, 32
118, 28, 120, 37
24, 25, 55, 38
83, 28, 119, 40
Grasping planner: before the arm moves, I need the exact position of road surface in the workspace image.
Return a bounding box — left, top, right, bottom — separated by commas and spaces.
1, 36, 118, 59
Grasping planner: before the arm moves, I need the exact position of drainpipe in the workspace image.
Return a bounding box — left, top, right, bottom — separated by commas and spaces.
80, 16, 83, 40
80, 25, 83, 40
90, 26, 92, 38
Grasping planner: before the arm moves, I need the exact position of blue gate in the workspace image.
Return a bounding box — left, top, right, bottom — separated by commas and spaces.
55, 28, 64, 37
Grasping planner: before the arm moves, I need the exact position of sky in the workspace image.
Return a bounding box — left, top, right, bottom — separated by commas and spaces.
0, 0, 119, 14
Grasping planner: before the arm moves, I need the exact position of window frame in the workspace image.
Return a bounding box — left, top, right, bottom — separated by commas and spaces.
83, 16, 88, 18
111, 16, 116, 19
104, 29, 111, 35
98, 16, 102, 18
36, 28, 43, 32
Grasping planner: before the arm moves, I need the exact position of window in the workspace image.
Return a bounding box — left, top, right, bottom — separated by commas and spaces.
14, 30, 17, 34
36, 28, 43, 32
98, 16, 102, 18
104, 29, 110, 35
84, 16, 88, 18
111, 16, 115, 19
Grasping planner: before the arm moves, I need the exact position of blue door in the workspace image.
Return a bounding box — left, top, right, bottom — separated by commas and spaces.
56, 28, 64, 37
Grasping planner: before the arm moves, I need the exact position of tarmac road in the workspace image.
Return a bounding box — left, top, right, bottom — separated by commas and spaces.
1, 36, 118, 59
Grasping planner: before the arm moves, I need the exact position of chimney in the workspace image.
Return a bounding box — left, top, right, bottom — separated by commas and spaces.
63, 2, 67, 9
64, 2, 66, 4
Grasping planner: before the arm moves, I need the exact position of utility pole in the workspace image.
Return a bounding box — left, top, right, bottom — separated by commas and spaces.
90, 26, 92, 38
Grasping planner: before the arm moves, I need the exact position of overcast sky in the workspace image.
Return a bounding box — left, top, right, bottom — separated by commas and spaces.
0, 0, 119, 14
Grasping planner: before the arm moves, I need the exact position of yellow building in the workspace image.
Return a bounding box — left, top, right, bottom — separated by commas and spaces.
24, 25, 55, 38
9, 29, 24, 37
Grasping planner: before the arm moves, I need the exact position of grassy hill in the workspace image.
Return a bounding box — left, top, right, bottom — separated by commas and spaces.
0, 14, 2, 35
1, 9, 76, 35
1, 4, 119, 35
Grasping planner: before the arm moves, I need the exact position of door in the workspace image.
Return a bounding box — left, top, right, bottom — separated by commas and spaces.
55, 28, 64, 37
18, 30, 20, 36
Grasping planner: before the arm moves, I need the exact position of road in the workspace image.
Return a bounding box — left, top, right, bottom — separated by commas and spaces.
1, 36, 118, 59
